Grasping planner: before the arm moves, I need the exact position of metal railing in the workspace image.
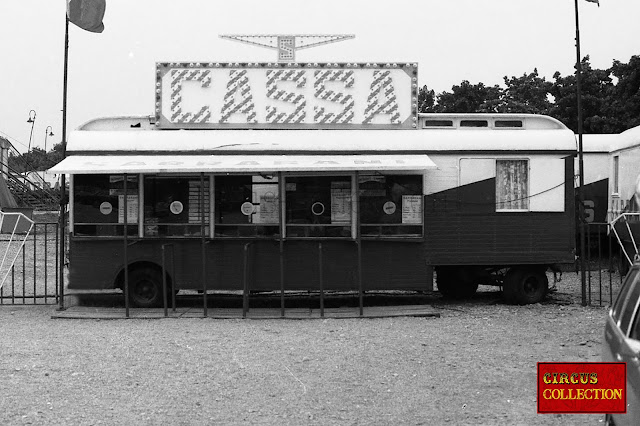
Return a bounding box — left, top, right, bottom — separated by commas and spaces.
0, 221, 60, 305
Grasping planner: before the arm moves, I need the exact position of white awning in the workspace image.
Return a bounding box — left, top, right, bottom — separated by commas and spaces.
49, 154, 437, 174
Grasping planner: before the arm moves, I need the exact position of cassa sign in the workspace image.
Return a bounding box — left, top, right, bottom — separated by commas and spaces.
155, 62, 418, 130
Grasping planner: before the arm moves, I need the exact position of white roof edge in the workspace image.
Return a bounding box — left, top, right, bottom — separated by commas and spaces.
67, 128, 577, 153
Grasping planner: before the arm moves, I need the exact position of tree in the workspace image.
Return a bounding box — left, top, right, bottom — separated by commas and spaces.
549, 56, 613, 134
603, 55, 640, 132
501, 69, 553, 115
418, 85, 436, 113
8, 143, 64, 174
432, 80, 504, 113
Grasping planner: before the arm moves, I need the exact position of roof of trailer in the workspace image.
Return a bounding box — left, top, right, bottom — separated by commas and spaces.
611, 124, 640, 152
579, 134, 619, 153
418, 113, 568, 130
68, 116, 577, 154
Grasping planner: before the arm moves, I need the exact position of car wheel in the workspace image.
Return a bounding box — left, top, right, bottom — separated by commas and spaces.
604, 413, 616, 426
128, 267, 164, 308
503, 267, 548, 305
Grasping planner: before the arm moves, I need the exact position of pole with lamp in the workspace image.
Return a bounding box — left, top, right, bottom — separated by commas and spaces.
575, 0, 599, 306
26, 110, 36, 152
44, 126, 54, 152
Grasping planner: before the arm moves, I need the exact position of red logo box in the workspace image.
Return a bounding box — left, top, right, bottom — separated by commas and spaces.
537, 362, 626, 414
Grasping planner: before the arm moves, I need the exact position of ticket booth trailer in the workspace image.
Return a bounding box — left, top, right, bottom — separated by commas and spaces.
50, 117, 437, 307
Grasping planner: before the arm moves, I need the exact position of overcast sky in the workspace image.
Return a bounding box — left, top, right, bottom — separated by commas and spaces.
0, 0, 637, 152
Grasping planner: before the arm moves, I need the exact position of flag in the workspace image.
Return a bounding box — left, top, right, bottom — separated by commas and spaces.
585, 0, 600, 6
67, 0, 106, 33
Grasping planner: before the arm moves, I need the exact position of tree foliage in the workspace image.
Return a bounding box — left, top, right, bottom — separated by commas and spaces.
419, 54, 640, 134
8, 143, 64, 174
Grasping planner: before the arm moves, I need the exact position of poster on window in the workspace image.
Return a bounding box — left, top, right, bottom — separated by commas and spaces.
402, 195, 422, 224
118, 195, 138, 224
331, 182, 352, 224
259, 194, 279, 223
188, 180, 210, 224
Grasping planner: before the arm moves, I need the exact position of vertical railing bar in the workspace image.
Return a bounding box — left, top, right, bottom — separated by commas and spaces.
55, 221, 59, 303
319, 242, 324, 318
33, 224, 37, 304
201, 173, 208, 318
598, 223, 602, 306
355, 171, 363, 317
609, 226, 614, 306
11, 264, 15, 304
123, 174, 129, 318
243, 242, 251, 318
44, 224, 48, 304
279, 172, 285, 318
162, 244, 168, 318
171, 246, 176, 312
587, 228, 591, 306
22, 237, 25, 304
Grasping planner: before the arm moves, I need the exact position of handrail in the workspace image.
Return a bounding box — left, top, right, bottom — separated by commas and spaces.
610, 212, 640, 267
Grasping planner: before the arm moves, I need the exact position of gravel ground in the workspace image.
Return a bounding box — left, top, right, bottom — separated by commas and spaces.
0, 271, 619, 425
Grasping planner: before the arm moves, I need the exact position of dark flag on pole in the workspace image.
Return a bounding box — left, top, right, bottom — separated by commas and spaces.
67, 0, 106, 33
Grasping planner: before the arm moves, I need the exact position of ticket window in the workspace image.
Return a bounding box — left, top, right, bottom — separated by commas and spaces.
73, 174, 138, 237
143, 176, 209, 237
215, 175, 280, 238
285, 176, 353, 238
358, 174, 423, 237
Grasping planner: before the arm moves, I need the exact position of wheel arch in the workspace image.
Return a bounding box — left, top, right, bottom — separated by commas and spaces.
114, 260, 173, 291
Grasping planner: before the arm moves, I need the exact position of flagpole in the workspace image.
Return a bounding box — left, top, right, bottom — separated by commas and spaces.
574, 0, 587, 306
57, 12, 69, 311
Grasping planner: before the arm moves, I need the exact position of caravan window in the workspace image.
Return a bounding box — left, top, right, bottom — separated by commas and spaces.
214, 175, 280, 238
496, 160, 529, 211
359, 174, 423, 237
143, 176, 209, 237
73, 174, 138, 237
285, 176, 352, 238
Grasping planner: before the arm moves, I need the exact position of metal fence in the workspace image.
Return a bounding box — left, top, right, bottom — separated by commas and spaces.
0, 221, 60, 305
583, 222, 624, 307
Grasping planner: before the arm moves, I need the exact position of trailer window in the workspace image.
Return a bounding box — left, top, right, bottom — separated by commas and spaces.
215, 175, 280, 238
496, 160, 529, 211
143, 176, 209, 237
494, 120, 523, 128
359, 174, 423, 237
73, 174, 138, 237
460, 120, 488, 128
285, 176, 352, 238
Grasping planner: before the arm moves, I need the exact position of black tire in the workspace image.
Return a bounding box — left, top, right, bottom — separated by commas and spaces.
604, 413, 616, 426
503, 267, 548, 305
127, 267, 164, 308
436, 267, 479, 299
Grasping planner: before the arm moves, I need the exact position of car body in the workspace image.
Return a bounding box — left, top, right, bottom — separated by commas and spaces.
602, 262, 640, 425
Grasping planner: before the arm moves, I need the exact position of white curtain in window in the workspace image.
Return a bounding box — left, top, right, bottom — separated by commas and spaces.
496, 160, 528, 210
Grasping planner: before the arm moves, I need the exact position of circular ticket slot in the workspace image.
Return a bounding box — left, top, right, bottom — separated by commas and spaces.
311, 202, 325, 216
99, 202, 112, 215
241, 201, 255, 216
383, 201, 397, 215
170, 201, 184, 215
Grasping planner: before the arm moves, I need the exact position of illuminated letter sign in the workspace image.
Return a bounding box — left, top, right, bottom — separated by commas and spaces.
155, 62, 418, 129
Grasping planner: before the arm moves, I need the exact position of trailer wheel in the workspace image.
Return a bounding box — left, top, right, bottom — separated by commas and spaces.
503, 267, 548, 305
128, 267, 164, 308
436, 267, 479, 299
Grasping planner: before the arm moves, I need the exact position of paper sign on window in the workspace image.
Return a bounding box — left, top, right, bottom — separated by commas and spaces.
118, 195, 138, 224
402, 195, 422, 224
259, 194, 279, 223
331, 183, 351, 224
